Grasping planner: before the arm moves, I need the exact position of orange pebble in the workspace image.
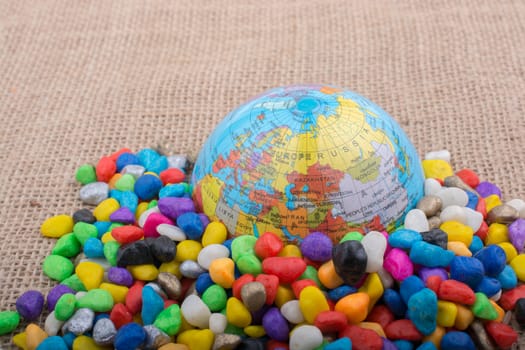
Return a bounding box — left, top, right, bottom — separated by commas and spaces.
490, 299, 505, 322
423, 325, 445, 348
318, 260, 344, 289
447, 241, 472, 256
334, 292, 370, 324
209, 257, 235, 288
454, 304, 474, 330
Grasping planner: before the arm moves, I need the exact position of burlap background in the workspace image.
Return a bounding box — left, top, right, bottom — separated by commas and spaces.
1, 0, 525, 348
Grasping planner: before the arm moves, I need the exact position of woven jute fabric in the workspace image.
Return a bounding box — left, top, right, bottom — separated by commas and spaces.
1, 0, 525, 347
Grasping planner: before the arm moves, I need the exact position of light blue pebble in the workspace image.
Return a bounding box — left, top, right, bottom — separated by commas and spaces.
400, 275, 426, 304
328, 285, 358, 302
394, 339, 414, 350
497, 265, 518, 289
141, 286, 164, 325
409, 241, 455, 267
416, 342, 438, 350
119, 190, 138, 213
148, 155, 168, 174
137, 148, 161, 171
83, 237, 105, 258
61, 332, 76, 349
36, 336, 68, 350
407, 288, 437, 335
159, 183, 187, 198
323, 337, 352, 350
94, 221, 111, 238
468, 235, 484, 254
177, 212, 204, 240
388, 228, 422, 249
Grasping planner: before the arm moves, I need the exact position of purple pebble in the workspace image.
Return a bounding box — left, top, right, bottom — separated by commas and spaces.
382, 338, 397, 350
47, 284, 75, 311
198, 213, 210, 229
300, 232, 333, 262
16, 290, 44, 321
418, 267, 449, 282
157, 197, 195, 220
509, 218, 525, 253
251, 304, 271, 325
475, 181, 502, 198
109, 207, 136, 224
262, 307, 289, 342
108, 267, 134, 287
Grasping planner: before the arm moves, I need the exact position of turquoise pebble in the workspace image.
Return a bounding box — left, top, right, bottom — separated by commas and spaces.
407, 288, 437, 335
62, 332, 76, 348
94, 221, 111, 238
409, 241, 454, 267
394, 340, 414, 350
110, 189, 123, 202
468, 236, 484, 254
36, 335, 68, 350
159, 184, 187, 198
497, 265, 518, 289
137, 148, 161, 169
119, 191, 138, 213
134, 174, 163, 201
400, 275, 425, 304
416, 342, 438, 350
148, 155, 168, 174
83, 238, 105, 258
324, 337, 352, 350
141, 286, 164, 325
388, 229, 422, 249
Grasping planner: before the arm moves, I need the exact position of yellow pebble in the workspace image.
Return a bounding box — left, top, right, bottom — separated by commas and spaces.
175, 240, 203, 262
176, 329, 215, 350
159, 260, 182, 279
436, 300, 457, 327
136, 202, 149, 220
440, 221, 473, 246
201, 221, 228, 246
12, 331, 28, 350
40, 214, 74, 238
498, 242, 518, 263
454, 304, 474, 330
485, 194, 503, 213
127, 264, 159, 281
423, 325, 445, 348
93, 198, 120, 222
278, 244, 302, 258
159, 344, 190, 350
99, 282, 129, 304
76, 261, 104, 290
274, 284, 295, 308
447, 241, 472, 256
317, 260, 344, 289
510, 254, 525, 282
72, 335, 108, 350
25, 324, 48, 350
101, 232, 116, 243
226, 297, 252, 328
358, 322, 386, 337
422, 159, 454, 181
299, 286, 330, 324
209, 257, 235, 288
179, 314, 196, 332
490, 299, 505, 322
244, 325, 266, 338
133, 313, 142, 324
486, 223, 509, 245
358, 273, 384, 311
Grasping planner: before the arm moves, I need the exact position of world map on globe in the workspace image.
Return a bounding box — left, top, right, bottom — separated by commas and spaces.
191, 85, 424, 242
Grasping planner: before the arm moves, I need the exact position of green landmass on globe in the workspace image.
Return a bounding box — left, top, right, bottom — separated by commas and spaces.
191, 85, 425, 242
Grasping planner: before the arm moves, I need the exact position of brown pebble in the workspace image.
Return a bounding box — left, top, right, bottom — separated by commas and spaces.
427, 216, 442, 230
212, 333, 242, 350
416, 195, 442, 217
468, 319, 497, 350
487, 204, 519, 225
444, 175, 479, 196
157, 272, 182, 300
241, 281, 267, 312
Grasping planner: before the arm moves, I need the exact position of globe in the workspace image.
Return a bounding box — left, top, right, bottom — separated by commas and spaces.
192, 85, 424, 242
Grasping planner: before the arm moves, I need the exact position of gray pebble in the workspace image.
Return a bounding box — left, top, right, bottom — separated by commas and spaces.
416, 195, 443, 217
143, 325, 171, 349
93, 318, 117, 345
62, 308, 95, 335
79, 182, 109, 205
444, 175, 479, 195
121, 164, 146, 179
180, 260, 206, 279
157, 272, 182, 300
241, 282, 267, 312
167, 155, 188, 170
487, 204, 519, 225
468, 319, 497, 350
427, 216, 442, 230
212, 333, 242, 350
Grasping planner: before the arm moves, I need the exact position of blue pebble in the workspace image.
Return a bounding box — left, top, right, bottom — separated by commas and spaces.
195, 273, 214, 294
148, 155, 168, 174
409, 241, 455, 267
475, 276, 501, 298
468, 235, 484, 254
407, 288, 438, 335
400, 275, 425, 304
119, 191, 138, 213
440, 331, 475, 350
83, 237, 105, 258
94, 221, 111, 238
159, 183, 187, 198
137, 148, 161, 171
116, 153, 140, 172
394, 340, 414, 350
114, 322, 147, 350
177, 212, 204, 240
94, 313, 110, 323
134, 174, 163, 201
474, 245, 507, 276
223, 239, 233, 257
62, 332, 76, 348
497, 265, 518, 289
36, 336, 68, 350
416, 342, 438, 350
324, 336, 352, 350
465, 191, 479, 210
449, 256, 485, 288
141, 286, 164, 325
388, 228, 422, 249
383, 288, 407, 318
328, 285, 358, 302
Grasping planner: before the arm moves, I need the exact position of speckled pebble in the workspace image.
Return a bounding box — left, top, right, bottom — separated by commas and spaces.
143, 324, 171, 349
62, 308, 94, 335
212, 333, 242, 350
417, 195, 443, 217
241, 282, 267, 312
92, 317, 117, 345
79, 182, 109, 205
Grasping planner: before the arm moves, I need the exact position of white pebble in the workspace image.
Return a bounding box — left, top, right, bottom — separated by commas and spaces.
75, 291, 87, 300
121, 164, 145, 179
209, 313, 227, 334
157, 224, 187, 241
490, 289, 502, 302
197, 244, 230, 270
167, 155, 188, 170
464, 207, 483, 232
79, 182, 109, 205
181, 295, 211, 329
280, 300, 305, 324
290, 325, 323, 350
424, 178, 442, 196
44, 311, 64, 336
436, 187, 469, 208
361, 231, 387, 273
377, 267, 394, 289
138, 206, 160, 227
424, 149, 451, 163
506, 199, 525, 218
440, 205, 468, 223
404, 209, 430, 232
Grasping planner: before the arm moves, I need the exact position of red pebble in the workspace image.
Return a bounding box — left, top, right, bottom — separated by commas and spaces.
366, 305, 395, 330
438, 279, 476, 305
125, 281, 144, 314
476, 197, 487, 219
485, 321, 518, 349
500, 285, 525, 310
255, 274, 279, 304
180, 278, 195, 299
111, 225, 144, 244
384, 319, 423, 341
164, 300, 177, 308
254, 232, 284, 259
110, 303, 133, 329
109, 148, 134, 161
456, 168, 480, 188
425, 275, 443, 294
475, 220, 489, 242
159, 168, 185, 185
267, 340, 289, 350
232, 274, 255, 300
339, 324, 383, 350
314, 310, 348, 333
262, 257, 307, 283
303, 257, 322, 270
96, 156, 117, 182
291, 279, 317, 299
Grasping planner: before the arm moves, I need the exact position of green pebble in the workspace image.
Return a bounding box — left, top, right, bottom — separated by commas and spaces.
224, 323, 245, 336
54, 293, 77, 321
115, 174, 135, 191
73, 222, 98, 245
0, 311, 20, 335
340, 231, 363, 243
43, 255, 74, 281
180, 182, 190, 194
52, 233, 81, 258
108, 222, 124, 232
103, 241, 120, 267
231, 235, 258, 262
153, 304, 181, 336
148, 200, 158, 209
60, 274, 86, 292
75, 164, 97, 185
299, 265, 322, 288
201, 285, 228, 312
236, 254, 262, 275
471, 292, 498, 320
76, 289, 114, 312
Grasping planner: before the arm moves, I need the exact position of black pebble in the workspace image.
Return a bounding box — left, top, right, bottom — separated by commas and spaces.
420, 228, 448, 249
116, 240, 154, 267
515, 298, 525, 326
149, 236, 176, 262
236, 338, 267, 350
72, 208, 96, 224
332, 240, 368, 286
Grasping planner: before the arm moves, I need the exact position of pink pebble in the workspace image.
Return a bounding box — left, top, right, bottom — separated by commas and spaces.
383, 248, 413, 281
143, 212, 173, 238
